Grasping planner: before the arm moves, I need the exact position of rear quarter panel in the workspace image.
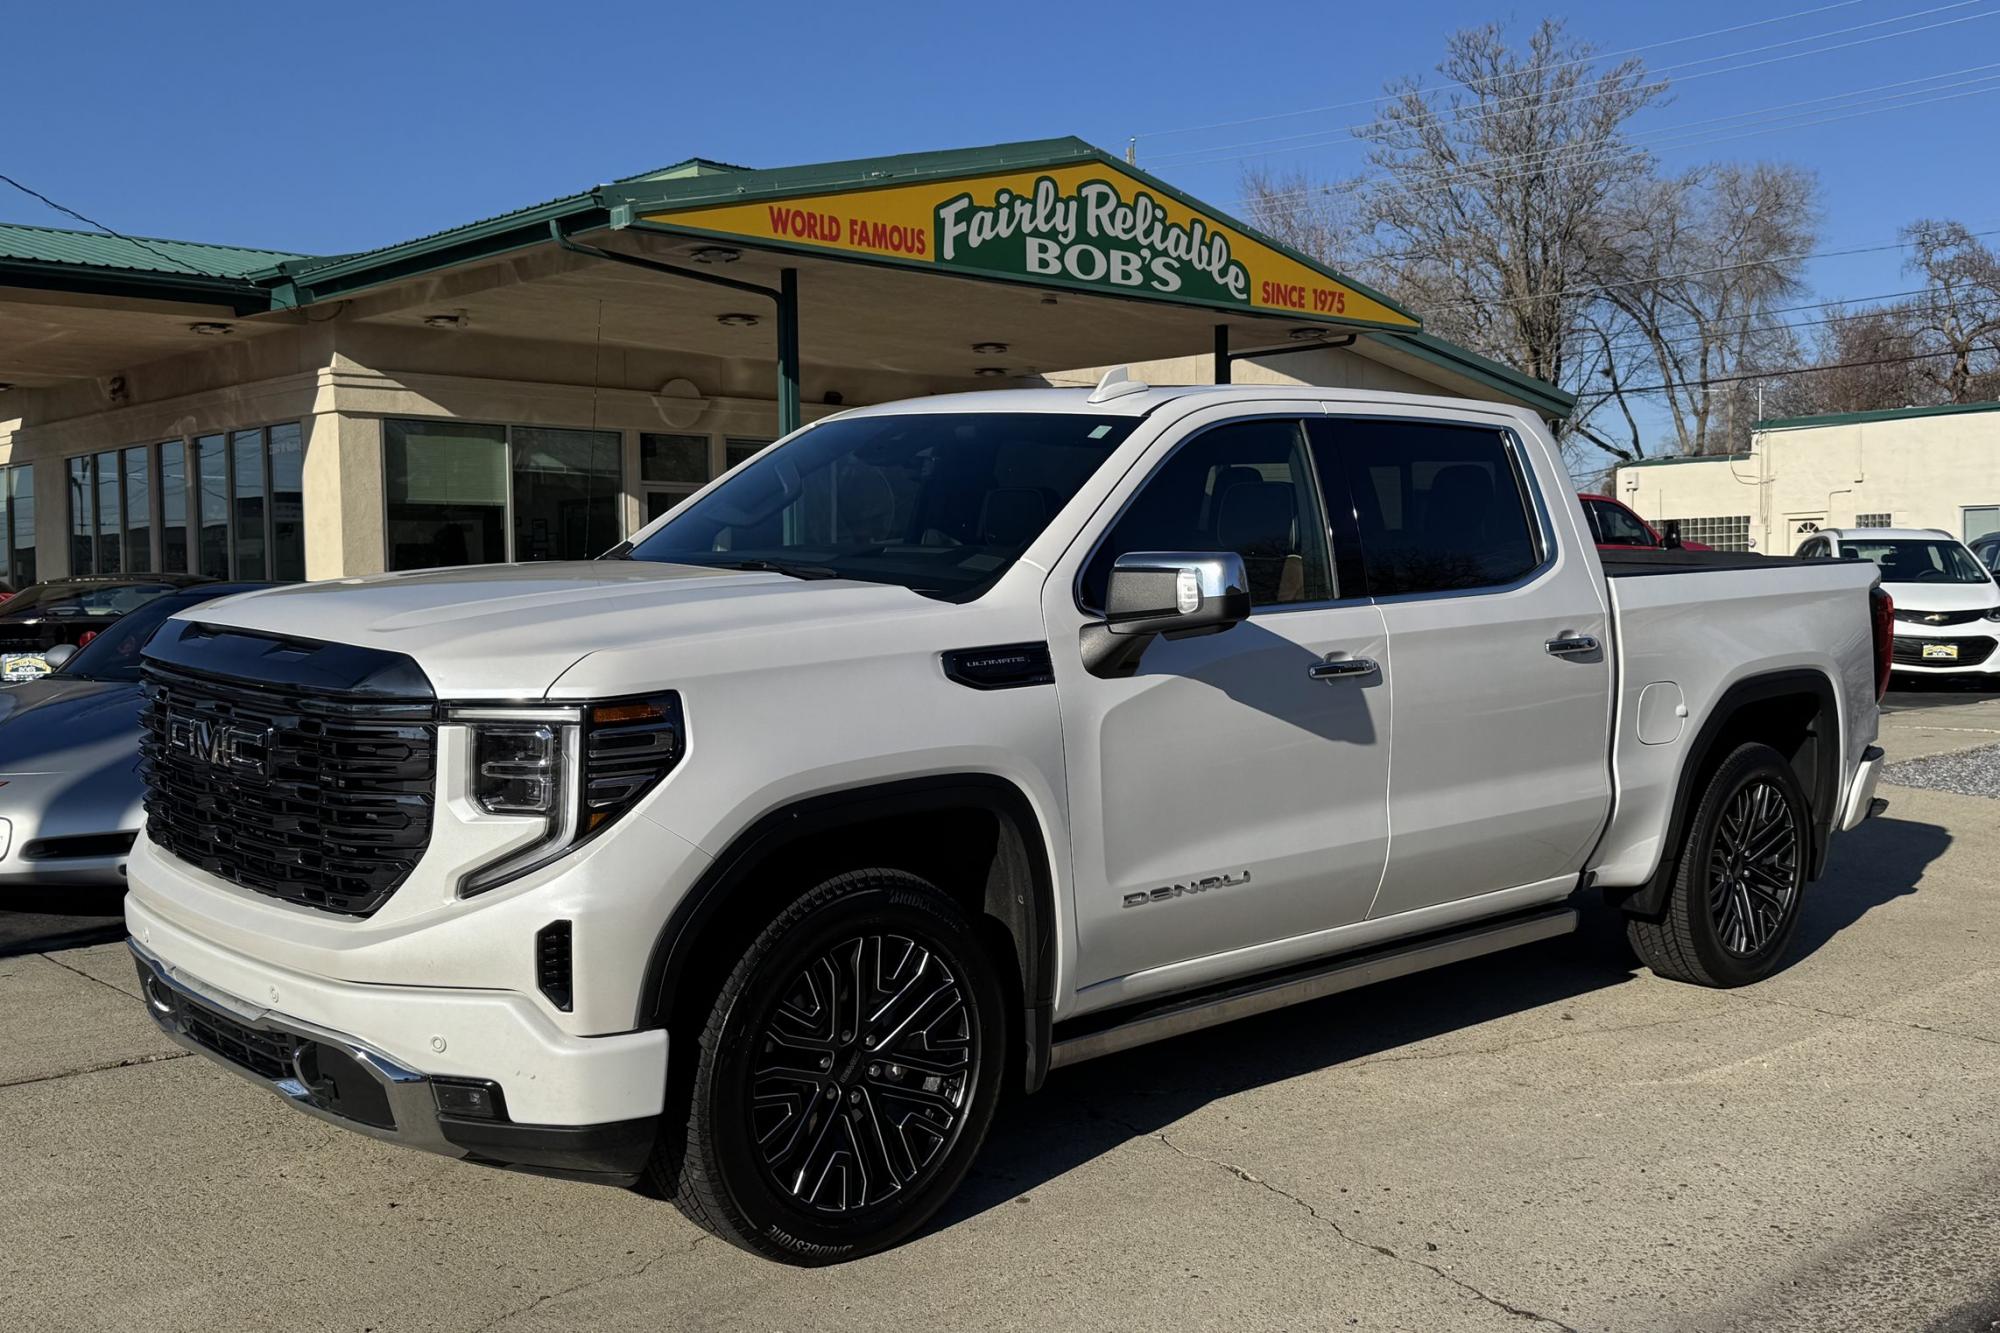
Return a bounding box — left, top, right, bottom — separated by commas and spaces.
1591, 562, 1879, 887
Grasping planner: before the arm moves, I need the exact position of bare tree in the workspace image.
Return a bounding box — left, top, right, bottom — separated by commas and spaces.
1902, 219, 2000, 403
1589, 162, 1818, 455
1238, 165, 1365, 268
1358, 20, 1663, 401
1763, 306, 1930, 418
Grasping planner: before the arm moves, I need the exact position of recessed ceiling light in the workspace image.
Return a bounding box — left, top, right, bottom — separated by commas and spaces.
187, 322, 233, 336
974, 367, 1009, 378
1288, 326, 1325, 341
692, 246, 742, 264
716, 312, 761, 328
423, 312, 468, 329
972, 341, 1009, 355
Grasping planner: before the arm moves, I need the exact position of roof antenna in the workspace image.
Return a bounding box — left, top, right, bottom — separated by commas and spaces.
1088, 365, 1150, 404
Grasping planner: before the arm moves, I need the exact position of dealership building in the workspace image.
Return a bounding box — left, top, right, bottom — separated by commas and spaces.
0, 137, 1570, 587
1614, 400, 2000, 554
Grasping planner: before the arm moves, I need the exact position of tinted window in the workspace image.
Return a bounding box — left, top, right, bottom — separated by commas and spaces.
60, 584, 265, 683
0, 581, 178, 620
1587, 499, 1654, 546
631, 412, 1134, 601
1082, 418, 1333, 610
1843, 538, 1992, 584
1313, 420, 1540, 596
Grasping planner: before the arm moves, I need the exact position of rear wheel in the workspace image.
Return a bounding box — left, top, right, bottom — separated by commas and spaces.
1628, 742, 1809, 988
654, 869, 1006, 1264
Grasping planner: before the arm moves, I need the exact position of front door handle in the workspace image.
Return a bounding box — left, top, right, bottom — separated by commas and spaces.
1307, 656, 1379, 682
1545, 634, 1599, 657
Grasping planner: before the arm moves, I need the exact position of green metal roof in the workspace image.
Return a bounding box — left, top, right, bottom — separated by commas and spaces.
1755, 399, 2000, 432
1616, 452, 1749, 469
0, 221, 308, 277
1361, 328, 1575, 418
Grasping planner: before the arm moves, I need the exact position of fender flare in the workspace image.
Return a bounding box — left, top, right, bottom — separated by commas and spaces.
1614, 667, 1842, 919
635, 773, 1060, 1091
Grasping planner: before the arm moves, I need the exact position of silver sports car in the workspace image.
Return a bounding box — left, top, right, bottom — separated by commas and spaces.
0, 583, 268, 886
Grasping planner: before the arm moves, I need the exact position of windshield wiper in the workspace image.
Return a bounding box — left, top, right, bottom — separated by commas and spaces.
716, 559, 844, 581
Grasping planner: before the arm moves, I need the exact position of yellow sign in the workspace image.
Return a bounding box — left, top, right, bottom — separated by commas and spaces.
639, 162, 1417, 328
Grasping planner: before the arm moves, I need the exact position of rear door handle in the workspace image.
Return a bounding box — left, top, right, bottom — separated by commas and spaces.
1545, 634, 1599, 657
1307, 656, 1379, 682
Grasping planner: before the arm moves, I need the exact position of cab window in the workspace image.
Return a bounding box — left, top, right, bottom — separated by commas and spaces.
1081, 418, 1333, 610
1587, 499, 1655, 547
1311, 420, 1542, 596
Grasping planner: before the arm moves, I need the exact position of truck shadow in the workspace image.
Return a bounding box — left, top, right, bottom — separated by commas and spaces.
0, 885, 129, 958
940, 810, 1949, 1232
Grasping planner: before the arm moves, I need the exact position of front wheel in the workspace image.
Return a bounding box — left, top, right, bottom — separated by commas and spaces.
655, 870, 1006, 1265
1628, 742, 1810, 988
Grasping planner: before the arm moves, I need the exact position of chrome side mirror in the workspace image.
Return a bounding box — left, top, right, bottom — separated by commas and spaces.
1084, 551, 1251, 677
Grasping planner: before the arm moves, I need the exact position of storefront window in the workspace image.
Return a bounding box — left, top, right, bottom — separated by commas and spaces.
68, 456, 93, 574
0, 465, 34, 590
95, 449, 122, 574
160, 442, 189, 573
268, 423, 306, 581
196, 435, 229, 578
641, 432, 709, 524
386, 421, 508, 570
511, 428, 620, 563
123, 446, 153, 574
231, 429, 266, 579
725, 437, 769, 469
387, 420, 630, 571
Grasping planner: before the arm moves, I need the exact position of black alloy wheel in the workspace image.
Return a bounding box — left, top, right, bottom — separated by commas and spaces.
656, 870, 1006, 1264
1628, 741, 1812, 988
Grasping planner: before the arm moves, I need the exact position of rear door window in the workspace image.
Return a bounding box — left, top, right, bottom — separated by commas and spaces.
1308, 419, 1542, 597
1586, 499, 1655, 546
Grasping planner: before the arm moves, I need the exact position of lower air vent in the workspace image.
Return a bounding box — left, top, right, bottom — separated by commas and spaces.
537, 920, 574, 1012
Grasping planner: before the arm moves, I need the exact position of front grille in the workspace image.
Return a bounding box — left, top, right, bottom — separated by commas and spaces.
1892, 634, 1997, 666
178, 992, 305, 1081
1894, 608, 1989, 627
140, 664, 438, 916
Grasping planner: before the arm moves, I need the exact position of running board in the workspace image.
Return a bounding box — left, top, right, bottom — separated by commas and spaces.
1048, 905, 1579, 1070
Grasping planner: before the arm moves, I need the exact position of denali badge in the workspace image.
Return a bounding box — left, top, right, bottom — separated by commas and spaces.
166, 714, 275, 778
1123, 870, 1251, 909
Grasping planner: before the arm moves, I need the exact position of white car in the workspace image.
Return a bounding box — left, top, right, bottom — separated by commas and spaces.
1797, 528, 2000, 677
127, 381, 1888, 1264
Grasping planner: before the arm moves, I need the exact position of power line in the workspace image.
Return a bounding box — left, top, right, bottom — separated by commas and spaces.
1184, 58, 2000, 183
0, 170, 214, 276
1578, 343, 1988, 397
1134, 0, 1872, 141
1225, 71, 2000, 212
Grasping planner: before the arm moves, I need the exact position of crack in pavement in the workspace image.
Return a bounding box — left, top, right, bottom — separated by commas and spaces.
0, 1050, 190, 1090
39, 950, 141, 1000
1092, 1107, 1583, 1332
468, 1235, 705, 1332
1735, 991, 2000, 1053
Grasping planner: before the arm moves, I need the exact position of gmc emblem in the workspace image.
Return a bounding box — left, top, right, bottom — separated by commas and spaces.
166, 713, 275, 778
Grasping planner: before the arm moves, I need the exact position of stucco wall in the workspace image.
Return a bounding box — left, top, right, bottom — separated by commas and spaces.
1614, 407, 2000, 553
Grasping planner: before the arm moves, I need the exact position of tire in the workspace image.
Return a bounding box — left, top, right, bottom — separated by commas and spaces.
1628, 742, 1811, 988
653, 869, 1007, 1265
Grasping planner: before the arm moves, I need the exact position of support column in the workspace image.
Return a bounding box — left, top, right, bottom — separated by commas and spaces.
777, 268, 801, 437
1213, 324, 1231, 385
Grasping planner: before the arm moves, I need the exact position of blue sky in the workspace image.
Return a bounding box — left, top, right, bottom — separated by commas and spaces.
4, 0, 1991, 391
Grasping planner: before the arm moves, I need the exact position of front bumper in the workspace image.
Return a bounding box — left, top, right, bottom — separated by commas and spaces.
128, 931, 666, 1186
1889, 621, 2000, 674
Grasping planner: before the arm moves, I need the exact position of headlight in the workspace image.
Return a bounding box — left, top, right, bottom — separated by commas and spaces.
456, 694, 683, 897
1985, 607, 2000, 623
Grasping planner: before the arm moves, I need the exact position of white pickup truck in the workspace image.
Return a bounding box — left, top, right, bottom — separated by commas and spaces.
126, 380, 1892, 1264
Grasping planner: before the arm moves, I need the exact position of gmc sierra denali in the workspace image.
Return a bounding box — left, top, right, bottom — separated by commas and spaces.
127, 379, 1892, 1264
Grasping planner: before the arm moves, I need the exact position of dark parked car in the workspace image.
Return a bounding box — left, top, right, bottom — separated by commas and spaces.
0, 582, 268, 887
0, 575, 211, 681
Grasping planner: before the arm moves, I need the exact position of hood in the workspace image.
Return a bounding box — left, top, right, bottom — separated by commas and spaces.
176, 561, 943, 698
1880, 579, 2000, 614
0, 676, 141, 776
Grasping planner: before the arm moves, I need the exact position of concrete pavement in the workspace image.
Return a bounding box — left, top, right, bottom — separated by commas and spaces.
3, 693, 1997, 1332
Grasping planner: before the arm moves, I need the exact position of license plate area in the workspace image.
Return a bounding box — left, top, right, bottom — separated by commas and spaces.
1922, 642, 1960, 660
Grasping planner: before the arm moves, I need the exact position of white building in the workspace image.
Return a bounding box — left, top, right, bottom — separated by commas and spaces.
1615, 400, 2000, 553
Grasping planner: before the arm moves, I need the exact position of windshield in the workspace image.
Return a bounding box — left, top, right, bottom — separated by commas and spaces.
625, 412, 1137, 599
59, 584, 263, 682
0, 580, 182, 619
1844, 538, 1994, 585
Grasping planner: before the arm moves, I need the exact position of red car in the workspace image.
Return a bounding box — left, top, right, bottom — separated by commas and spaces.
1579, 493, 1710, 551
